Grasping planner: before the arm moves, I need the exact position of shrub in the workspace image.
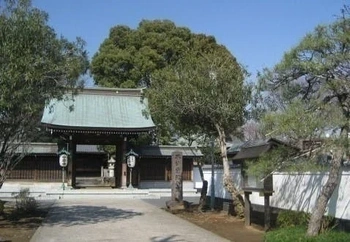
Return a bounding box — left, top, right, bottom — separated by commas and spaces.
276, 209, 338, 232
12, 188, 37, 214
276, 210, 309, 228
320, 215, 338, 233
265, 226, 350, 242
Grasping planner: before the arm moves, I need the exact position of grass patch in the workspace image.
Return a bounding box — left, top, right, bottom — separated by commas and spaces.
265, 226, 350, 242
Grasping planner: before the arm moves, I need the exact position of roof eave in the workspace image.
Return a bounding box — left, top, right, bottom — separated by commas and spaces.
43, 123, 156, 134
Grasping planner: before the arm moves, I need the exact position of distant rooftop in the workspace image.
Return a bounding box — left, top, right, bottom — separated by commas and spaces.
136, 145, 203, 158
232, 138, 288, 160
14, 143, 58, 155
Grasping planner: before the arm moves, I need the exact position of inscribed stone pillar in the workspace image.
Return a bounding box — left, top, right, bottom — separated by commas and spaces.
171, 151, 183, 202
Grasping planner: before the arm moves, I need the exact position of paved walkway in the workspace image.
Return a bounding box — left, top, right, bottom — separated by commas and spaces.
31, 197, 229, 242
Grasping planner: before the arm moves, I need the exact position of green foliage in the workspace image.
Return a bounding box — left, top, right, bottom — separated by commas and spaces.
245, 146, 296, 178
146, 41, 248, 210
320, 215, 338, 233
12, 188, 37, 214
92, 19, 241, 143
97, 145, 115, 157
251, 5, 350, 183
92, 20, 201, 88
277, 210, 310, 228
0, 0, 89, 185
147, 49, 248, 140
256, 6, 350, 236
258, 11, 350, 139
265, 226, 349, 242
246, 144, 326, 178
129, 133, 154, 147
262, 100, 343, 141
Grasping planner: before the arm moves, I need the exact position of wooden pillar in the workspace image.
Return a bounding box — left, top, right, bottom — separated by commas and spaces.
67, 138, 72, 186
114, 140, 121, 188
120, 136, 127, 188
264, 193, 271, 231
71, 139, 77, 188
34, 156, 38, 181
244, 191, 252, 226
67, 135, 76, 188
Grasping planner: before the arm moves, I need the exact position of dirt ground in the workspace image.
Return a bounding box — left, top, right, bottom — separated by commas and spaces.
0, 201, 48, 242
171, 206, 265, 242
0, 200, 264, 242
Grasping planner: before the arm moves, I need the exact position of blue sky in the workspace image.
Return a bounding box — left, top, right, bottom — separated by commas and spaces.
33, 0, 347, 85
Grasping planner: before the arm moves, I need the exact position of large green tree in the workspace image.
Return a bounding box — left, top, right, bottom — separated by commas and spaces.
0, 0, 89, 187
93, 19, 249, 215
147, 47, 249, 216
258, 6, 350, 236
91, 19, 219, 88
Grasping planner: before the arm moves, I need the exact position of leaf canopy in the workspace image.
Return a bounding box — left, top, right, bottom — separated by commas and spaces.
147, 48, 248, 140
258, 10, 350, 142
91, 19, 220, 88
0, 0, 89, 182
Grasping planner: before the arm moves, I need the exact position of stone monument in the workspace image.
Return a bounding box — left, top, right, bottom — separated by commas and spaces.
166, 151, 190, 211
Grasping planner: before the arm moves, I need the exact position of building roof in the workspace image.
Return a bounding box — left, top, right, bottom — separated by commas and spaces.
226, 140, 244, 155
15, 143, 58, 155
41, 87, 156, 134
232, 138, 288, 160
136, 145, 203, 158
232, 143, 271, 160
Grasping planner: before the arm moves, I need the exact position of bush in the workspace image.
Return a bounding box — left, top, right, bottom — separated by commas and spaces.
276, 209, 338, 232
12, 188, 37, 214
265, 226, 350, 242
320, 215, 338, 233
277, 210, 309, 228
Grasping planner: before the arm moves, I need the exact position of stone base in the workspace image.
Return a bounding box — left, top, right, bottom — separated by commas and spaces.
166, 200, 191, 212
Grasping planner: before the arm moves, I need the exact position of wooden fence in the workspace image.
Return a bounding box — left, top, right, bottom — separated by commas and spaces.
8, 155, 61, 181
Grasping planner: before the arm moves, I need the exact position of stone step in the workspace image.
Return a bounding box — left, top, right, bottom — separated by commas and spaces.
76, 177, 107, 187
0, 181, 200, 199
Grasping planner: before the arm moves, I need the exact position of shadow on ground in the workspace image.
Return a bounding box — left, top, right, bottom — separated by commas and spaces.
150, 235, 186, 242
44, 205, 143, 227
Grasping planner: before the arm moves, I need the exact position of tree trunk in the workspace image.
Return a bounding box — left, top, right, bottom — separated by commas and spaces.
306, 149, 343, 236
197, 161, 208, 211
215, 123, 244, 217
198, 180, 208, 211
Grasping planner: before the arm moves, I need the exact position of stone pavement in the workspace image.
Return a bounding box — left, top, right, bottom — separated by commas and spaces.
30, 197, 229, 242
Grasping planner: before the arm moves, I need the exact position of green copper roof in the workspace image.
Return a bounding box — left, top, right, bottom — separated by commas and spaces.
41, 87, 155, 132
